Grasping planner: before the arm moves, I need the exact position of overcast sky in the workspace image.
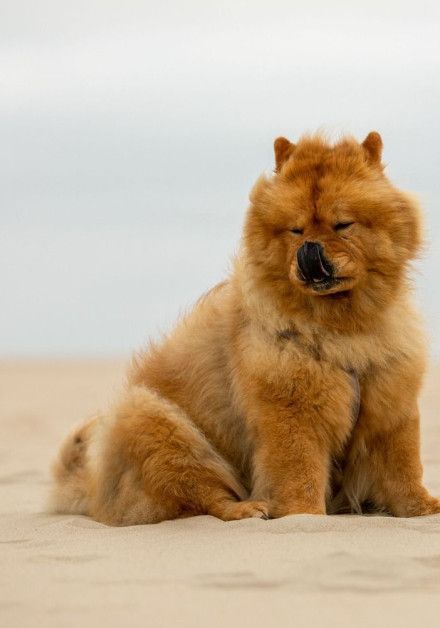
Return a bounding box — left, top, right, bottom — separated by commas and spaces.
1, 0, 440, 357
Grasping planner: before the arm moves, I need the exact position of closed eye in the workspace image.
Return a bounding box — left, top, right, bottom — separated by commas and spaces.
290, 228, 303, 235
334, 222, 354, 231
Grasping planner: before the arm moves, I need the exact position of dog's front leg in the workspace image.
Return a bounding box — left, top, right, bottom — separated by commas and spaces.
346, 363, 440, 517
246, 367, 354, 518
251, 406, 329, 517
351, 410, 440, 517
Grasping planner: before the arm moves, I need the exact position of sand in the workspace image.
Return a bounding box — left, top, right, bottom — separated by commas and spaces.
1, 359, 440, 627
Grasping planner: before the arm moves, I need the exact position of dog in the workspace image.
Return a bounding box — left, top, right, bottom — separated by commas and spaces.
50, 131, 440, 524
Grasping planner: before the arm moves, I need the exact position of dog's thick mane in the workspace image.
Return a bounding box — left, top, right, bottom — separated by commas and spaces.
239, 133, 422, 335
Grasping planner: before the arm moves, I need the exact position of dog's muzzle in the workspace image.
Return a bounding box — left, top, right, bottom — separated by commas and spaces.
297, 241, 333, 284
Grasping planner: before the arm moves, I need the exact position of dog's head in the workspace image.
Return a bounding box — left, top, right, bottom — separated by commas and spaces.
244, 132, 422, 325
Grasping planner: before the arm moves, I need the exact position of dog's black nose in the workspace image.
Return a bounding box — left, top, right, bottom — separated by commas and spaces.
297, 241, 333, 283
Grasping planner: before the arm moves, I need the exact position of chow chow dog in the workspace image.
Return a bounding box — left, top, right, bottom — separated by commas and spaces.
50, 131, 440, 524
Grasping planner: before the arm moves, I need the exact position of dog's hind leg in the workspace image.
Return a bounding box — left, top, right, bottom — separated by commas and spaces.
90, 386, 268, 525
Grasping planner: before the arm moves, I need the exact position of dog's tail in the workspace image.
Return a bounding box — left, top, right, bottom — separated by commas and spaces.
48, 416, 99, 516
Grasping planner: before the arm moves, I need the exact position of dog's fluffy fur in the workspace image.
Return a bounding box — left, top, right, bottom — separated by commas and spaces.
50, 132, 440, 524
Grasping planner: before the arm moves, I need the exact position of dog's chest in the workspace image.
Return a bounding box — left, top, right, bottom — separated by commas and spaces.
276, 325, 382, 375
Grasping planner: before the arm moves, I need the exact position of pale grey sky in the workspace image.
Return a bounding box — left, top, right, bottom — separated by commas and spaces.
1, 1, 440, 356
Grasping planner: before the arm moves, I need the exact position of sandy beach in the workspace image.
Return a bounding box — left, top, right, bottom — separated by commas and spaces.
1, 358, 440, 627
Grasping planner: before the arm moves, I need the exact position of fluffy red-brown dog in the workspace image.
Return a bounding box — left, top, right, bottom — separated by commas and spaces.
50, 132, 440, 524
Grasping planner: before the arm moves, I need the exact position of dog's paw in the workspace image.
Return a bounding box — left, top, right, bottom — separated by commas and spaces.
393, 494, 440, 517
412, 497, 440, 516
269, 501, 325, 518
211, 499, 269, 521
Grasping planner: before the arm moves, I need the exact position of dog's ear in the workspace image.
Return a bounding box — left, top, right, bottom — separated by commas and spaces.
362, 131, 383, 165
274, 137, 295, 172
